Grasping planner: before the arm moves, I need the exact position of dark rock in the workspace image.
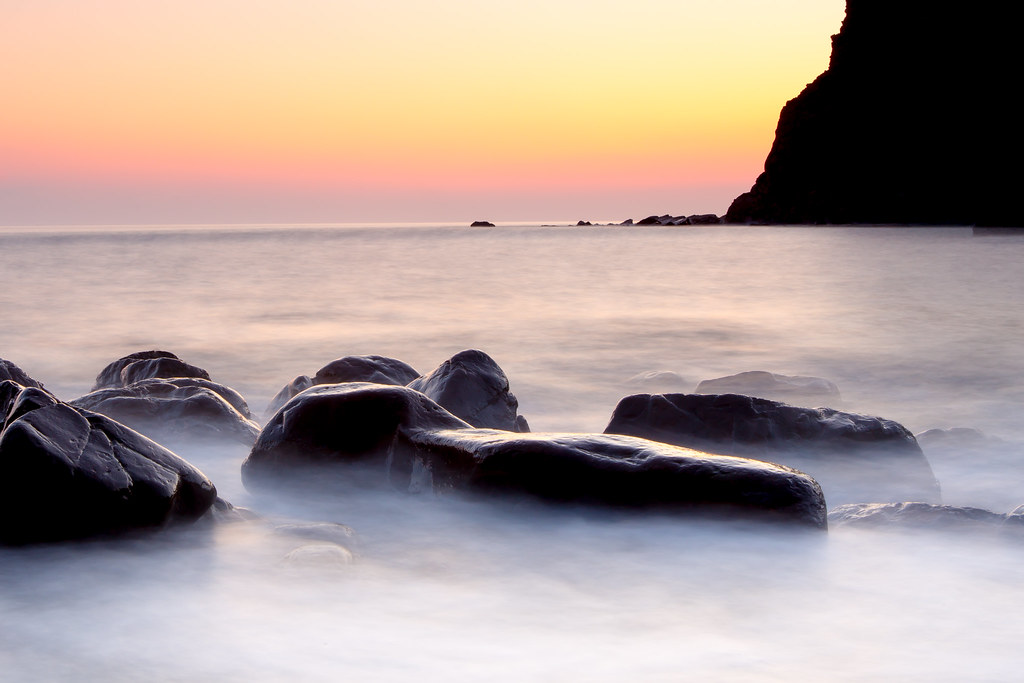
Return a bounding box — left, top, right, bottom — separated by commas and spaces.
314, 355, 419, 387
265, 375, 314, 420
265, 355, 420, 420
619, 219, 634, 226
828, 502, 1012, 531
626, 370, 689, 393
725, 1, 1021, 226
0, 358, 44, 389
407, 349, 528, 432
604, 393, 939, 505
0, 380, 217, 545
686, 214, 721, 225
576, 220, 593, 226
470, 221, 495, 227
92, 350, 180, 390
72, 379, 260, 445
695, 371, 841, 406
119, 357, 211, 387
243, 383, 471, 485
400, 429, 827, 528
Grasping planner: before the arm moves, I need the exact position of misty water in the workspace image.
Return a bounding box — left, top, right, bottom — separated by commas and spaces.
1, 223, 1022, 680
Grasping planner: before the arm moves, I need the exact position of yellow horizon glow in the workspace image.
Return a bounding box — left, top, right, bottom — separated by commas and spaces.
1, 0, 844, 220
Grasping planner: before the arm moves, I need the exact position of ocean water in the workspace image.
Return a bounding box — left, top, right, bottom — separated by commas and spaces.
1, 223, 1023, 680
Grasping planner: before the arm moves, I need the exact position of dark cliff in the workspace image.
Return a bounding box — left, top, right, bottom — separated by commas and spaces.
726, 1, 1021, 226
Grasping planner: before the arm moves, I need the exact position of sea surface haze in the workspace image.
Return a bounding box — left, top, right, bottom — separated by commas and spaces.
1, 223, 1022, 680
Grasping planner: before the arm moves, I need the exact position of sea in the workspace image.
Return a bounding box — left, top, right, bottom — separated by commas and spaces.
1, 222, 1022, 681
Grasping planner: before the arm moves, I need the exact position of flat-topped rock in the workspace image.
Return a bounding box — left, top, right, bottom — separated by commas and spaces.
604, 392, 939, 505
401, 429, 826, 528
695, 371, 840, 406
0, 380, 217, 545
408, 349, 528, 432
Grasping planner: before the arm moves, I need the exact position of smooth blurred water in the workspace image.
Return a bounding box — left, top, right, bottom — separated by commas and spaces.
2, 223, 1023, 680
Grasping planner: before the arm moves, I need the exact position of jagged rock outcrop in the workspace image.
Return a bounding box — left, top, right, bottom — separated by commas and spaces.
726, 1, 1020, 227
0, 358, 44, 389
0, 380, 217, 544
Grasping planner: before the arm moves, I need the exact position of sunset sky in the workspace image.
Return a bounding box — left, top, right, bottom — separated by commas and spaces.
1, 0, 844, 225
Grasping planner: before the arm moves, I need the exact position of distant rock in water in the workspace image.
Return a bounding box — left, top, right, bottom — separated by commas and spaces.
695, 371, 841, 406
0, 379, 217, 544
626, 370, 690, 393
242, 383, 826, 529
726, 0, 1022, 226
0, 358, 44, 389
470, 221, 495, 227
604, 392, 939, 506
408, 349, 529, 432
634, 214, 721, 226
828, 502, 1021, 532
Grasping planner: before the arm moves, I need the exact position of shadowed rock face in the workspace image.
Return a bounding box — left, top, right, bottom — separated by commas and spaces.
0, 359, 44, 389
243, 383, 827, 529
408, 350, 529, 432
726, 0, 1021, 227
0, 380, 217, 545
92, 350, 182, 390
604, 392, 939, 506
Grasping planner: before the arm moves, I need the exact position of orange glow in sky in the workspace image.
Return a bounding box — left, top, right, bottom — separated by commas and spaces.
1, 0, 845, 224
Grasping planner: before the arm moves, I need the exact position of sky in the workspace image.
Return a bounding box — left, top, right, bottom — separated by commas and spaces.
1, 0, 845, 225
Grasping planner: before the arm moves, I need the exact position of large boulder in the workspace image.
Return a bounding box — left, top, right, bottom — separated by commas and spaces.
0, 380, 217, 545
408, 349, 529, 432
72, 378, 260, 445
604, 393, 939, 506
695, 371, 840, 406
243, 383, 471, 482
0, 358, 44, 389
399, 430, 826, 528
243, 383, 826, 528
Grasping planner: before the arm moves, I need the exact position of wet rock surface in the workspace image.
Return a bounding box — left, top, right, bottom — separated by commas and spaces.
408, 350, 528, 432
0, 380, 217, 545
828, 502, 1022, 532
0, 358, 44, 389
604, 392, 939, 506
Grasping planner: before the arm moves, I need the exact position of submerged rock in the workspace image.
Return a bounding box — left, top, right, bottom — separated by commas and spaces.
695, 371, 841, 406
72, 378, 260, 445
0, 380, 217, 545
604, 393, 939, 505
408, 349, 528, 432
243, 382, 826, 528
828, 502, 1017, 531
626, 370, 689, 393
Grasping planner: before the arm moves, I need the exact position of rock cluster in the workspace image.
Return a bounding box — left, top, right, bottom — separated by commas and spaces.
74, 352, 259, 445
632, 214, 721, 226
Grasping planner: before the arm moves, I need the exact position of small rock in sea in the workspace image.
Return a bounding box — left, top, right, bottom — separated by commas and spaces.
408, 349, 528, 432
1, 379, 217, 545
470, 220, 495, 227
619, 219, 634, 226
576, 220, 593, 226
604, 392, 939, 506
695, 370, 841, 406
828, 502, 1019, 532
625, 370, 689, 393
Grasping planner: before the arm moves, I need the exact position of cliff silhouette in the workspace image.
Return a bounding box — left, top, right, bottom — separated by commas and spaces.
727, 1, 1020, 226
